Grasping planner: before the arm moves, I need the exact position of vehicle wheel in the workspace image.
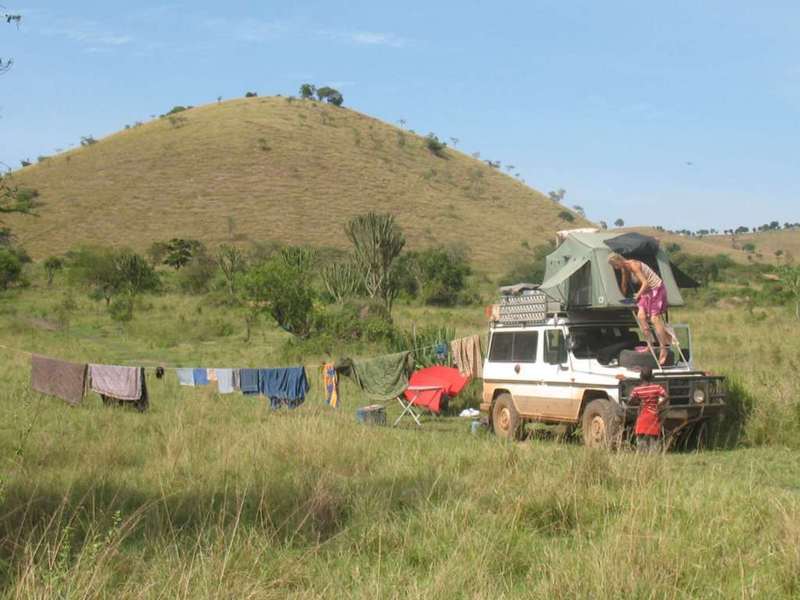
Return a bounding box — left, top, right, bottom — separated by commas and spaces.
581, 399, 622, 449
679, 419, 713, 451
492, 394, 523, 441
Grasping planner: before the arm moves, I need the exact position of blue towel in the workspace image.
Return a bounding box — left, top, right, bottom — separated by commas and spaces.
176, 368, 195, 387
258, 367, 309, 409
193, 368, 209, 386
239, 368, 260, 395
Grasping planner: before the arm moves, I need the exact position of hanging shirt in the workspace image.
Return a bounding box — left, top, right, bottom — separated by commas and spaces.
323, 362, 338, 408
193, 368, 209, 386
176, 368, 195, 387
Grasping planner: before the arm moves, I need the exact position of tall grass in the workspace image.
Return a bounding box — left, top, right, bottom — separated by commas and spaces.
2, 286, 800, 596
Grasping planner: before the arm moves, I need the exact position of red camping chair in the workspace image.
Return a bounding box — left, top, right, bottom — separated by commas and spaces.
394, 366, 471, 427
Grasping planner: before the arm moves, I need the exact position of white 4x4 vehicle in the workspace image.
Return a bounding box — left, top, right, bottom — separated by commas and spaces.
480, 296, 726, 448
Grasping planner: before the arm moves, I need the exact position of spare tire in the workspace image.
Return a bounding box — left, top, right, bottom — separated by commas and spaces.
619, 348, 674, 369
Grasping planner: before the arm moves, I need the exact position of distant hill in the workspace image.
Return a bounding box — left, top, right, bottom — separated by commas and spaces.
4, 96, 591, 272
628, 227, 800, 265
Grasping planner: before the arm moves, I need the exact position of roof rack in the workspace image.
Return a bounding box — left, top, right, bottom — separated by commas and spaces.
495, 290, 551, 325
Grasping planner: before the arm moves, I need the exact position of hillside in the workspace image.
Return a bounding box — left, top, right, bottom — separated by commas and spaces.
3, 96, 590, 271
628, 227, 800, 264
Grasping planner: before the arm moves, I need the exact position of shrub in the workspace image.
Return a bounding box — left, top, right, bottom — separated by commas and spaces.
742, 243, 756, 253
321, 260, 363, 303
80, 135, 97, 146
558, 210, 575, 222
67, 247, 159, 308
243, 254, 316, 337
177, 254, 216, 294
425, 133, 447, 157
397, 246, 473, 306
43, 256, 63, 286
244, 91, 258, 98
108, 296, 134, 322
0, 248, 22, 290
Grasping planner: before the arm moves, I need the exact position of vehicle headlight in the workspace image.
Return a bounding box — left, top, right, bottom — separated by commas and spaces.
693, 387, 706, 404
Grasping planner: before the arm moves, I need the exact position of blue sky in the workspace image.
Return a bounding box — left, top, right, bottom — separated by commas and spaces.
1, 1, 798, 230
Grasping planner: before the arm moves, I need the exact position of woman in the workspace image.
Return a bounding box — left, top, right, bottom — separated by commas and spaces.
607, 252, 670, 365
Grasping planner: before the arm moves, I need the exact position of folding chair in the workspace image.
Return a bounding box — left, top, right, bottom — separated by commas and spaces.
394, 366, 470, 427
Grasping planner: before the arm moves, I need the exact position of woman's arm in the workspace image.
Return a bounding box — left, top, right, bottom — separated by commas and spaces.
620, 267, 630, 296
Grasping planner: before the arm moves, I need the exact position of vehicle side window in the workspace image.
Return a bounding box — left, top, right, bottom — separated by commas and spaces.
544, 329, 567, 364
511, 332, 538, 363
489, 332, 514, 362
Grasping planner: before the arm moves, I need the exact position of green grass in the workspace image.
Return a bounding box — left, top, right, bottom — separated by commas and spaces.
2, 96, 591, 271
2, 278, 800, 597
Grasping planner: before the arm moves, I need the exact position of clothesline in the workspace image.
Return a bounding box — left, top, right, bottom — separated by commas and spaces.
0, 333, 485, 372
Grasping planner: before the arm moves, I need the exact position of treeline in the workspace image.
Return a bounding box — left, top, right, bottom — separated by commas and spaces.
1, 213, 481, 354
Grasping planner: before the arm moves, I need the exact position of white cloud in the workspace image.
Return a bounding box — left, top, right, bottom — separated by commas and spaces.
201, 17, 287, 43
318, 28, 410, 48
40, 17, 133, 47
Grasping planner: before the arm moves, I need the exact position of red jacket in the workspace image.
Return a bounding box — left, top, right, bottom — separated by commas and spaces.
630, 383, 667, 436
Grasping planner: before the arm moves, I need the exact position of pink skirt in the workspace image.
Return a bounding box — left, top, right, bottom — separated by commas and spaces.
638, 283, 668, 317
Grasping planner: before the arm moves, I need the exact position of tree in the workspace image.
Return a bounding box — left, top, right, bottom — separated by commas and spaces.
44, 256, 63, 286
215, 244, 246, 297
344, 212, 406, 310
68, 247, 158, 309
614, 218, 625, 227
1, 10, 21, 74
299, 83, 316, 99
243, 254, 316, 337
244, 91, 258, 98
572, 205, 585, 217
599, 220, 608, 230
548, 189, 566, 203
408, 246, 472, 306
163, 238, 204, 269
316, 86, 343, 106
558, 210, 575, 223
321, 260, 363, 303
449, 137, 460, 147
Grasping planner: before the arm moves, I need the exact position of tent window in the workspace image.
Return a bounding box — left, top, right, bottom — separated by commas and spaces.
512, 332, 538, 363
489, 332, 514, 362
568, 262, 592, 306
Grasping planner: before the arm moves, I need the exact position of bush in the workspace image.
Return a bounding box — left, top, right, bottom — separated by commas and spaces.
425, 133, 447, 157
558, 210, 575, 222
44, 256, 63, 286
317, 300, 397, 344
177, 254, 217, 294
67, 247, 159, 308
108, 296, 134, 322
397, 246, 473, 306
243, 254, 316, 337
0, 248, 22, 290
244, 91, 258, 98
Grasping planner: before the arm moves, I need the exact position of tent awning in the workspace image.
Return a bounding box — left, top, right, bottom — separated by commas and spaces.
539, 256, 590, 294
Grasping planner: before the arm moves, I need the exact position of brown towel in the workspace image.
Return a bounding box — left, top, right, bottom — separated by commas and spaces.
89, 364, 142, 401
31, 354, 87, 406
450, 335, 484, 379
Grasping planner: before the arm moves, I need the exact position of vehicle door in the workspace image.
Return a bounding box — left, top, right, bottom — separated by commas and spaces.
533, 327, 581, 421
484, 330, 540, 416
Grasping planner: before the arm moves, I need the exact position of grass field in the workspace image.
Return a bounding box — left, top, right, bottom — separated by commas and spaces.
1, 275, 800, 597
2, 96, 590, 271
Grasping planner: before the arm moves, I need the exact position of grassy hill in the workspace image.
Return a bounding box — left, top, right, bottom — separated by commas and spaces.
629, 227, 800, 265
3, 97, 590, 271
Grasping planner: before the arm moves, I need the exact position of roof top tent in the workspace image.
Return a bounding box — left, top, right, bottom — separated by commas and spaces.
538, 231, 689, 311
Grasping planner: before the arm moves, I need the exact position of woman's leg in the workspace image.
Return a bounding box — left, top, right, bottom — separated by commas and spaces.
651, 314, 670, 364
636, 306, 656, 345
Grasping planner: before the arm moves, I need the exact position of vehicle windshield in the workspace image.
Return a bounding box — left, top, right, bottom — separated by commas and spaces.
568, 323, 693, 366
568, 325, 644, 365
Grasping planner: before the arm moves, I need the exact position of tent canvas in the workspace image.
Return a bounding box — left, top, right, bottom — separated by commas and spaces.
538, 231, 686, 310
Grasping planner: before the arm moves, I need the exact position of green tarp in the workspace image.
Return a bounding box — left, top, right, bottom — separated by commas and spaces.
338, 351, 413, 401
538, 231, 685, 310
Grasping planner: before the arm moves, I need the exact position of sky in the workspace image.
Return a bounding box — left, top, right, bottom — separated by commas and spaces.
1, 1, 798, 231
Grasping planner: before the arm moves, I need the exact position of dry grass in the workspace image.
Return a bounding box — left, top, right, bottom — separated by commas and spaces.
3, 97, 590, 271
1, 277, 800, 596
